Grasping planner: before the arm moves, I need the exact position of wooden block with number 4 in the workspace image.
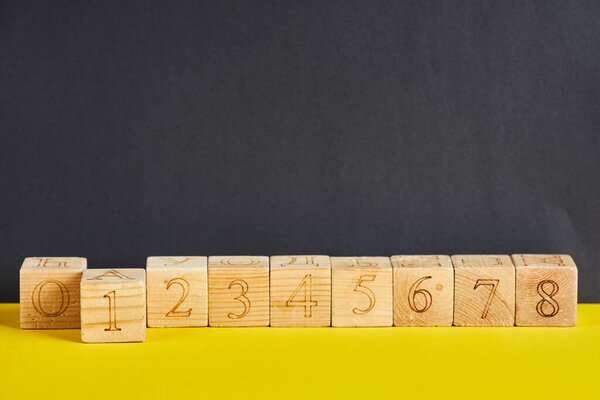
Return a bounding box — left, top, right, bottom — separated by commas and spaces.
270, 256, 331, 327
146, 257, 208, 327
513, 254, 577, 326
452, 255, 515, 326
80, 269, 146, 343
20, 257, 87, 329
208, 256, 269, 327
331, 257, 392, 327
391, 255, 453, 326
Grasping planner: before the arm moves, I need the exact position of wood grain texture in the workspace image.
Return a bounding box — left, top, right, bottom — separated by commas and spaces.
392, 255, 453, 326
452, 255, 515, 327
513, 254, 577, 326
80, 268, 146, 343
20, 257, 87, 329
270, 256, 331, 327
208, 256, 269, 327
331, 257, 392, 327
146, 257, 208, 328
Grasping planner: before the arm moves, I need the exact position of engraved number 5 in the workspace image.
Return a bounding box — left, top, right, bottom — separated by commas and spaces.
352, 275, 376, 315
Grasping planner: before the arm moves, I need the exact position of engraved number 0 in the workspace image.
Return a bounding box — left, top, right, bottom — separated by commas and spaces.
474, 279, 499, 319
165, 278, 192, 317
408, 276, 433, 313
103, 291, 121, 331
31, 280, 70, 317
352, 275, 376, 315
286, 274, 318, 317
228, 279, 251, 319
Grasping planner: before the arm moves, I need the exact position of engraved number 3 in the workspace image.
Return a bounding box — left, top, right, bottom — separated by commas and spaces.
228, 279, 251, 319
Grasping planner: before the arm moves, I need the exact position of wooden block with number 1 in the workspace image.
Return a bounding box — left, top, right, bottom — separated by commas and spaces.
146, 257, 208, 327
80, 268, 146, 343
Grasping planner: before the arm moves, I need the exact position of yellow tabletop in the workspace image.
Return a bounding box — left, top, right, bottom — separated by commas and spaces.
1, 303, 598, 400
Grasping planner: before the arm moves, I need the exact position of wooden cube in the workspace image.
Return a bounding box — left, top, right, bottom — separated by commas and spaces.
513, 254, 577, 326
392, 255, 454, 326
331, 257, 392, 327
80, 268, 146, 343
270, 255, 331, 327
20, 257, 87, 329
146, 257, 208, 328
452, 255, 515, 327
208, 256, 269, 327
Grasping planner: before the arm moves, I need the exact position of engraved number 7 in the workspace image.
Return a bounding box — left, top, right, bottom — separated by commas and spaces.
474, 279, 499, 319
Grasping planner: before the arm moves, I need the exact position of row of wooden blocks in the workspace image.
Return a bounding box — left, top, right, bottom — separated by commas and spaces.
20, 254, 578, 342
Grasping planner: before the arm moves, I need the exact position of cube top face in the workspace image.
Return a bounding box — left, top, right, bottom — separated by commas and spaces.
512, 254, 576, 269
270, 255, 330, 270
209, 256, 269, 269
391, 255, 452, 269
147, 256, 208, 270
20, 257, 86, 271
331, 257, 391, 270
451, 255, 514, 269
82, 268, 146, 284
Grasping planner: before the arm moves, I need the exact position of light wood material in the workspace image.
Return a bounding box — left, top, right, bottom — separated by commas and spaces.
270, 256, 331, 327
80, 268, 146, 343
331, 257, 392, 327
146, 257, 208, 328
208, 256, 269, 327
512, 254, 577, 326
20, 257, 87, 329
392, 255, 454, 326
452, 255, 515, 327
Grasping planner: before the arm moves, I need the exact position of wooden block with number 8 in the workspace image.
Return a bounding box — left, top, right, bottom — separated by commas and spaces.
270, 256, 331, 327
146, 257, 208, 327
452, 255, 515, 327
208, 256, 269, 327
80, 268, 146, 343
392, 255, 454, 326
331, 257, 392, 327
20, 257, 87, 329
512, 254, 577, 326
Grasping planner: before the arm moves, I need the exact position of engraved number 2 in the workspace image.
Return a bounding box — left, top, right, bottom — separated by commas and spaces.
286, 274, 318, 317
474, 279, 499, 319
352, 275, 376, 315
166, 278, 192, 317
228, 279, 251, 319
103, 291, 121, 331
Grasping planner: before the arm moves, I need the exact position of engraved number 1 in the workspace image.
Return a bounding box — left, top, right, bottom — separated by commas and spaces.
103, 290, 121, 331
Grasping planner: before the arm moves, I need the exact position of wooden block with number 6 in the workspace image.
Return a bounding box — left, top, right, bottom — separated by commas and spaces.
80, 269, 146, 343
331, 257, 392, 327
392, 255, 454, 326
270, 256, 331, 327
20, 257, 87, 329
512, 254, 577, 326
208, 256, 269, 327
452, 255, 515, 327
146, 257, 208, 327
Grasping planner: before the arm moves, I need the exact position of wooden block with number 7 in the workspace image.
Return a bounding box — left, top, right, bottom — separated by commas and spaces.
270, 256, 331, 327
452, 255, 515, 327
80, 268, 146, 343
391, 255, 454, 326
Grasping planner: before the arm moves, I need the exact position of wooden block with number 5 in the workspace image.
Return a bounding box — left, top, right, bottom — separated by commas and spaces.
208, 256, 269, 327
270, 256, 331, 327
146, 257, 208, 327
331, 257, 392, 327
80, 269, 146, 343
512, 254, 577, 326
391, 255, 454, 326
452, 255, 515, 327
20, 257, 87, 329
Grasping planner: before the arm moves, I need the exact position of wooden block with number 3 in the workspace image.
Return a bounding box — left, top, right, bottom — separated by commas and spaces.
452, 255, 515, 326
270, 256, 331, 327
20, 257, 87, 329
512, 254, 577, 326
391, 255, 454, 326
80, 268, 146, 343
208, 256, 269, 327
331, 257, 392, 327
146, 257, 208, 327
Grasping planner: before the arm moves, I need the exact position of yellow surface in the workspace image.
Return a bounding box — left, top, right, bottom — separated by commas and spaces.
1, 303, 599, 400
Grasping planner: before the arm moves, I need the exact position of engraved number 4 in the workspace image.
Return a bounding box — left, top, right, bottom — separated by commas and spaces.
286, 274, 318, 317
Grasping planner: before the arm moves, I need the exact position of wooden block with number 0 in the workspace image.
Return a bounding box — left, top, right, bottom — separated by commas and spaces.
512, 254, 577, 326
208, 256, 269, 327
146, 257, 208, 327
80, 269, 146, 343
452, 255, 515, 327
20, 257, 87, 329
331, 257, 392, 327
270, 256, 331, 327
391, 255, 454, 326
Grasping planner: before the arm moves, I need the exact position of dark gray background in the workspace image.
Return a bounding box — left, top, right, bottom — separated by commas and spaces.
1, 1, 599, 302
